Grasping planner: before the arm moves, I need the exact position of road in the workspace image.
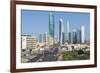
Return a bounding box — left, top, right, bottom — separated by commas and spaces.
28, 48, 59, 62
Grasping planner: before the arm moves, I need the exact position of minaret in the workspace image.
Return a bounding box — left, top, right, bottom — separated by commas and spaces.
59, 19, 64, 45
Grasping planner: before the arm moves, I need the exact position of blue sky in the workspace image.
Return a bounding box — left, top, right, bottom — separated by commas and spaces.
21, 10, 90, 40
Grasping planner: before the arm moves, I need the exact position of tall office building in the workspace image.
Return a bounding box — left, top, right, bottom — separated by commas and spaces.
67, 21, 72, 44
72, 29, 77, 44
49, 12, 55, 45
43, 32, 49, 46
81, 25, 85, 43
38, 32, 43, 43
59, 19, 64, 44
77, 28, 81, 44
38, 32, 48, 44
43, 32, 46, 43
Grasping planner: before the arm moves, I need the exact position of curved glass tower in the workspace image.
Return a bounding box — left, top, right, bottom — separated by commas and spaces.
59, 19, 64, 44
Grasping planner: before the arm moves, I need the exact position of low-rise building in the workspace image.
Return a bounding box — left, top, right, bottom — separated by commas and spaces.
21, 35, 37, 51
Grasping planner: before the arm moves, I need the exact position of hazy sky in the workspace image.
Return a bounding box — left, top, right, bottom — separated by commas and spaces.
21, 9, 90, 40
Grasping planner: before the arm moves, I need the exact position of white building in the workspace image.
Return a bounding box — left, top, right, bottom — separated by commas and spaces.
67, 21, 70, 33
67, 21, 72, 44
59, 19, 64, 44
81, 25, 85, 43
21, 35, 37, 51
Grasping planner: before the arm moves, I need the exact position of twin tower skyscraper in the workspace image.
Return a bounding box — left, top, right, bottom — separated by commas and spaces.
49, 12, 85, 45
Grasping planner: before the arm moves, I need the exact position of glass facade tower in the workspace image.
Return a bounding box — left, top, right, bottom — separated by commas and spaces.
49, 13, 55, 45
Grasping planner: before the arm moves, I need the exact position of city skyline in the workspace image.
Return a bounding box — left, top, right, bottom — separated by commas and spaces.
21, 10, 90, 41
21, 10, 91, 63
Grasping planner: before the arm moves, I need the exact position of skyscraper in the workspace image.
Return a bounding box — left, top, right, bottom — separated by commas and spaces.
77, 28, 81, 44
72, 29, 77, 44
43, 32, 49, 46
81, 25, 85, 43
38, 32, 43, 43
49, 13, 55, 45
67, 21, 72, 44
59, 19, 64, 44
